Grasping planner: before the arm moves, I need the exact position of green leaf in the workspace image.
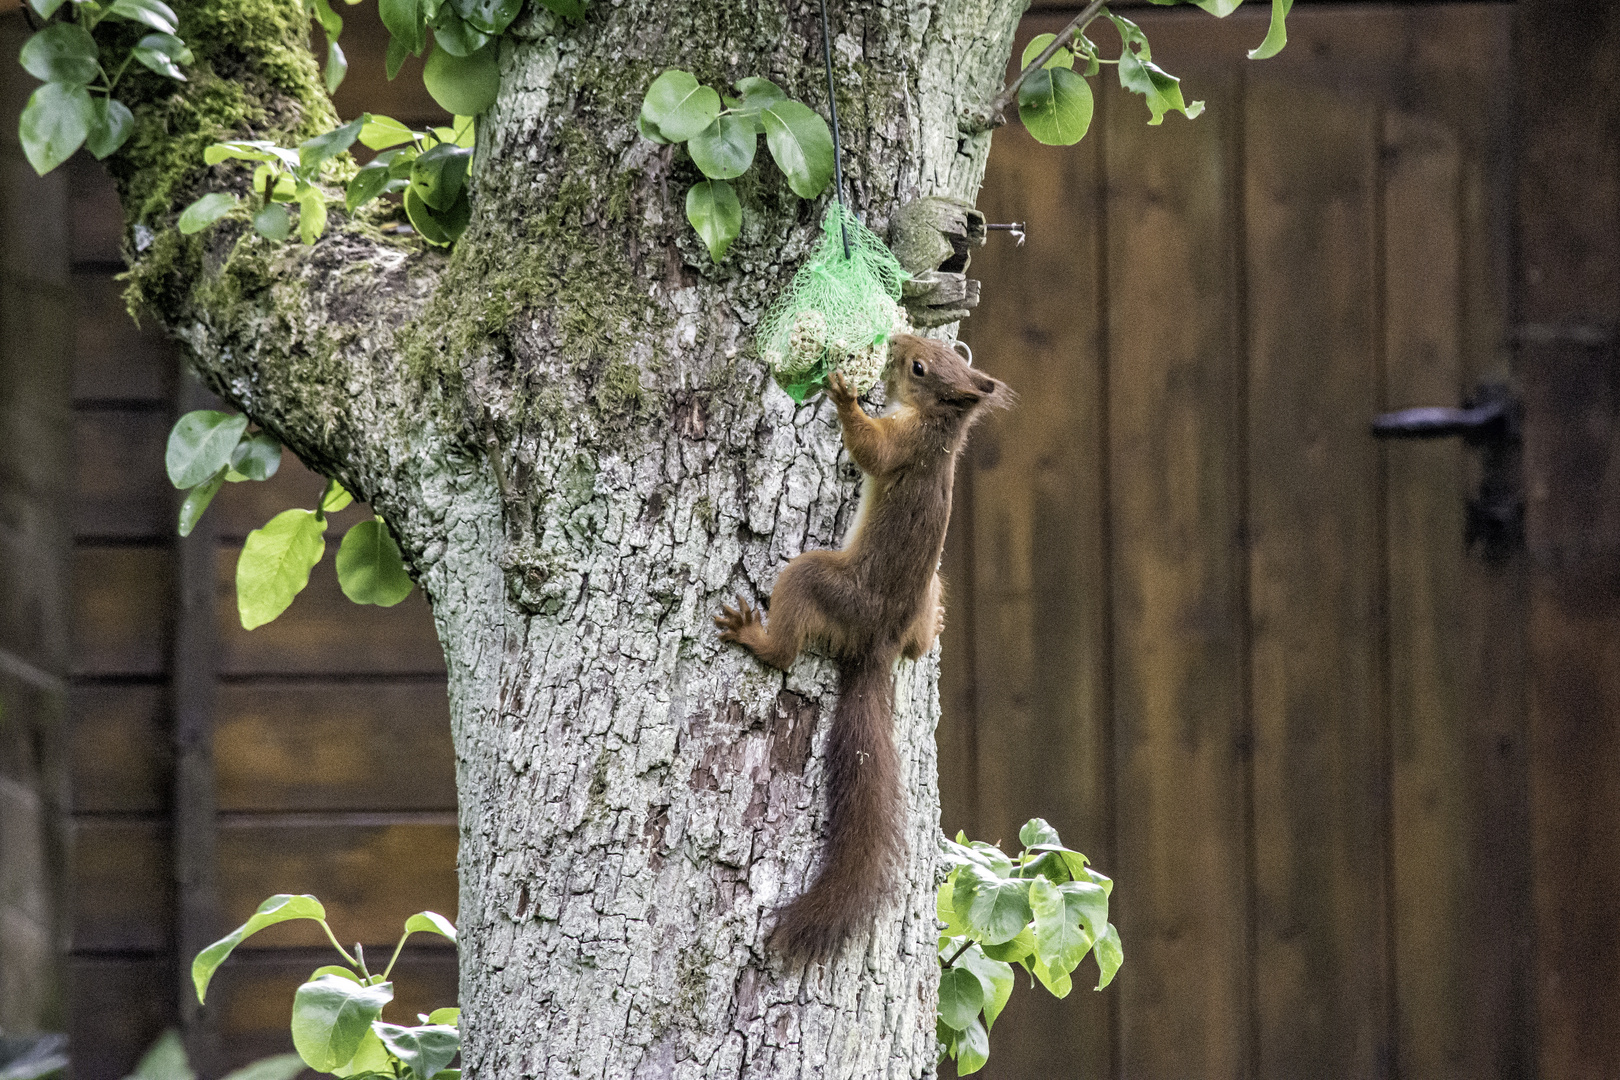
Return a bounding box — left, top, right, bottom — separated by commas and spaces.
361, 115, 419, 150
131, 32, 193, 81
1194, 0, 1245, 14
296, 187, 328, 246
207, 140, 300, 170
422, 41, 499, 116
1110, 14, 1204, 125
379, 0, 426, 55
1020, 33, 1074, 71
636, 113, 669, 145
1030, 950, 1073, 998
937, 877, 970, 939
684, 179, 741, 262
329, 1028, 389, 1079
733, 76, 786, 133
336, 519, 414, 607
291, 975, 394, 1071
409, 142, 470, 211
237, 509, 328, 629
309, 0, 344, 38
19, 82, 93, 175
1093, 921, 1124, 990
346, 160, 398, 212
427, 9, 489, 57
253, 202, 291, 241
1018, 818, 1063, 849
385, 34, 409, 80
215, 1055, 306, 1080
127, 1030, 194, 1080
28, 0, 69, 17
320, 477, 354, 513
178, 192, 236, 234
310, 965, 361, 983
1061, 879, 1109, 946
322, 38, 348, 93
1018, 67, 1093, 146
953, 1016, 990, 1075
980, 925, 1034, 964
106, 0, 179, 34
20, 24, 100, 84
372, 1024, 459, 1080
760, 100, 834, 199
957, 945, 1015, 1032
403, 910, 457, 943
1248, 0, 1292, 59
449, 0, 520, 34
300, 115, 367, 172
86, 97, 134, 160
167, 411, 249, 488
937, 966, 983, 1031
688, 113, 756, 180
192, 894, 328, 1002
954, 866, 1034, 946
640, 70, 720, 143
404, 186, 470, 246
1030, 876, 1091, 973
425, 1007, 460, 1026
230, 431, 282, 481
177, 468, 226, 537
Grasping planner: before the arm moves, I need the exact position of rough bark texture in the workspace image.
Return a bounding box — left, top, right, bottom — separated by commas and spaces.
110, 1, 1025, 1075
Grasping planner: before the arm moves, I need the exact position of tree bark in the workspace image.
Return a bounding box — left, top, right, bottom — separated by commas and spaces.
112, 1, 1026, 1074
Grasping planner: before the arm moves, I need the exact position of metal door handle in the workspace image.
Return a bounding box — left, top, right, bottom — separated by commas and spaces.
1370, 384, 1518, 444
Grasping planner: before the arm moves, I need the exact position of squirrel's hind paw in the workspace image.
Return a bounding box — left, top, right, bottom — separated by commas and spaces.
714, 597, 762, 643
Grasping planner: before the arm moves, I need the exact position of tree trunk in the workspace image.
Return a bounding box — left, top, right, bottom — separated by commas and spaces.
113, 1, 1025, 1074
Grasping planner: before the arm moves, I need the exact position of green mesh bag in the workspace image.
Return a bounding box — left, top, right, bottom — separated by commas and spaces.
758, 203, 912, 402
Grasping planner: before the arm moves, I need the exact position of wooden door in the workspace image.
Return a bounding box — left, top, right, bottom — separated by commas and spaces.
946, 5, 1533, 1078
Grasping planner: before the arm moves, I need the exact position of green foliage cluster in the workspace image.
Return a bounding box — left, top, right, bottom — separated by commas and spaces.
936, 819, 1123, 1075
17, 0, 193, 174
193, 895, 460, 1080
638, 71, 834, 261
1011, 0, 1290, 148
167, 410, 415, 628
116, 1029, 305, 1080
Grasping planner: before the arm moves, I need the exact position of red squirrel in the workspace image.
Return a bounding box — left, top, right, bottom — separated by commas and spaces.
715, 333, 1010, 960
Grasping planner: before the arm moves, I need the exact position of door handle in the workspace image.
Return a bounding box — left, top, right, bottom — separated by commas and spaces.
1369, 383, 1523, 559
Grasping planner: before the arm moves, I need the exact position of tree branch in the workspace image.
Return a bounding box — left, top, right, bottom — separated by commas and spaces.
963, 0, 1109, 132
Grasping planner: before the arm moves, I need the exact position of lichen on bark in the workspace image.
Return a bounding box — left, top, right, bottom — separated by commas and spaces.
106, 0, 1029, 1075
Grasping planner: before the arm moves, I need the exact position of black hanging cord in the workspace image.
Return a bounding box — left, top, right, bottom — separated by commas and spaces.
817, 0, 852, 258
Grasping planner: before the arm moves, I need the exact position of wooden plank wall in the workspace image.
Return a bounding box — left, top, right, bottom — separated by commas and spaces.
59, 8, 459, 1076
948, 4, 1531, 1078
0, 11, 72, 1034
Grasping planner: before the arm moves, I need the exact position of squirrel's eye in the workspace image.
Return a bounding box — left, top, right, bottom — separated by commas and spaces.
911, 360, 925, 377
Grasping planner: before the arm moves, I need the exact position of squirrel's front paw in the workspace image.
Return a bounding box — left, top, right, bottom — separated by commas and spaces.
825, 371, 857, 407
714, 596, 762, 643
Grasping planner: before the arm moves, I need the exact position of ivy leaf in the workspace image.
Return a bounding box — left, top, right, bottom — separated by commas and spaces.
291, 975, 394, 1071
105, 0, 180, 34
688, 113, 756, 180
192, 894, 328, 1002
229, 431, 283, 481
253, 202, 292, 241
980, 925, 1034, 964
177, 468, 226, 537
1248, 0, 1293, 60
20, 82, 93, 175
300, 115, 367, 172
1093, 921, 1124, 990
449, 0, 521, 35
1030, 950, 1074, 998
937, 877, 970, 939
371, 1023, 459, 1080
954, 866, 1034, 945
20, 24, 101, 84
336, 519, 415, 607
86, 97, 134, 160
760, 100, 834, 198
1018, 66, 1093, 146
409, 142, 471, 211
167, 411, 249, 487
953, 1016, 990, 1075
937, 966, 984, 1031
131, 33, 194, 81
237, 508, 328, 629
957, 945, 1015, 1031
1019, 818, 1063, 848
422, 41, 499, 116
685, 179, 741, 262
380, 0, 427, 55
1020, 32, 1074, 71
1061, 879, 1110, 946
640, 70, 720, 143
1030, 876, 1092, 973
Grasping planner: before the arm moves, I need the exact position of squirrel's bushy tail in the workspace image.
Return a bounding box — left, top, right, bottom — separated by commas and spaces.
770, 652, 906, 961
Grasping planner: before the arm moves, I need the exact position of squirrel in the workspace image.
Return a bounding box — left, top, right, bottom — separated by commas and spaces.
715, 332, 1010, 960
